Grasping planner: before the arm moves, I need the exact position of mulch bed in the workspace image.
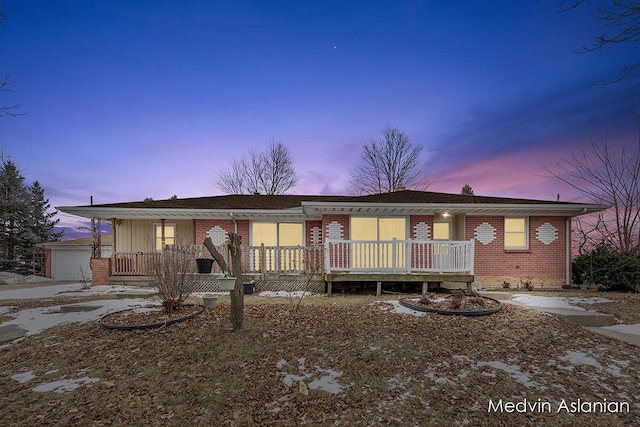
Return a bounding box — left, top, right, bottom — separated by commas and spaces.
405, 294, 501, 312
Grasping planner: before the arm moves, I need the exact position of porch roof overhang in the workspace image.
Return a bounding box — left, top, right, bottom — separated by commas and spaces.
58, 201, 609, 221
300, 201, 609, 217
56, 206, 307, 221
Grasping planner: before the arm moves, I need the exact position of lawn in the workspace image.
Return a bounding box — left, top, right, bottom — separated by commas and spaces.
1, 293, 639, 426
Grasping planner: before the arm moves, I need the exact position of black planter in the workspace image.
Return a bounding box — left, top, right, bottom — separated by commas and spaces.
195, 258, 213, 274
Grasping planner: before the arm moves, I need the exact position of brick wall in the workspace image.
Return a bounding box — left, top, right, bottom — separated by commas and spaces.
91, 257, 111, 285
194, 219, 250, 246
467, 216, 568, 288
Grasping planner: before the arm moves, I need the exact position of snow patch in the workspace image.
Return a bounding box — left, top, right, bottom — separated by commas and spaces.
259, 291, 312, 298
372, 300, 425, 317
1, 298, 154, 337
11, 370, 36, 384
32, 377, 100, 393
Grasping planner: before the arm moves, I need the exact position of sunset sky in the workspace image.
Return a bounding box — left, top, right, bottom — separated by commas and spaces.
1, 0, 637, 237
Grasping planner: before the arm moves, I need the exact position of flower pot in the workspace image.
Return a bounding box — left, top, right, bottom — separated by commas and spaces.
218, 277, 236, 291
195, 258, 213, 274
202, 294, 218, 307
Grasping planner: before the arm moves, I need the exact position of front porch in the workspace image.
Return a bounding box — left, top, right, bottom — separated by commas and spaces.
106, 239, 475, 293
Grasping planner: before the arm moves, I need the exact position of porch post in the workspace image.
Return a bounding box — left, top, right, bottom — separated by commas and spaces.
376, 281, 382, 296
111, 218, 117, 254
111, 217, 117, 275
161, 219, 166, 249
260, 243, 266, 281
422, 281, 428, 295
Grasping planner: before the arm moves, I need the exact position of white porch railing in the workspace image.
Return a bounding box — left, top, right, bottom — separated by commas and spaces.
111, 244, 324, 276
324, 239, 474, 274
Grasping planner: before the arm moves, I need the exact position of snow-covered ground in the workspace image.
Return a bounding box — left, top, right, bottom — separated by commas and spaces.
0, 283, 159, 346
0, 283, 156, 300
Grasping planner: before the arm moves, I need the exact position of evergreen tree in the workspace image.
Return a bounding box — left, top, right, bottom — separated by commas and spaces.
26, 180, 63, 245
461, 183, 474, 196
0, 156, 62, 273
0, 158, 29, 264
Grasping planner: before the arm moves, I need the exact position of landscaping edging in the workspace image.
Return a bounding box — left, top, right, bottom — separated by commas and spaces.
399, 296, 502, 317
98, 304, 205, 331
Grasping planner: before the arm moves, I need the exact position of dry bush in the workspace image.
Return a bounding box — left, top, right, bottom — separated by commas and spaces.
468, 297, 486, 308
419, 295, 432, 305
450, 289, 464, 309
152, 245, 196, 314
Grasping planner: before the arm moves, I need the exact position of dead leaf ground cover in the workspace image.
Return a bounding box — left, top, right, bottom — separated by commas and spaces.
1, 294, 640, 426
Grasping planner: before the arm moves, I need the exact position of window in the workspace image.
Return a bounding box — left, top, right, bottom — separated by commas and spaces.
433, 222, 451, 240
504, 217, 528, 249
251, 222, 303, 271
154, 223, 176, 251
350, 217, 407, 269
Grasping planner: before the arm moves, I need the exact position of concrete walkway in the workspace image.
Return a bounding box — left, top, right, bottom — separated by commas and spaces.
482, 291, 640, 348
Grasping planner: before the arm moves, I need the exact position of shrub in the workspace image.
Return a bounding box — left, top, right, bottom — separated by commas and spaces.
152, 246, 196, 313
450, 290, 464, 309
572, 247, 640, 292
519, 277, 534, 291
502, 280, 511, 289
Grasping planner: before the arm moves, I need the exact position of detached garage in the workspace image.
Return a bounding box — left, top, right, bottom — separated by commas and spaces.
39, 235, 112, 281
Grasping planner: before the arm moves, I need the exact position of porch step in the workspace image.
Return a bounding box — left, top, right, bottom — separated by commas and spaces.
108, 276, 156, 287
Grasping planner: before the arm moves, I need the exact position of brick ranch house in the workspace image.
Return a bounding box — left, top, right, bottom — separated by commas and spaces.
58, 189, 607, 294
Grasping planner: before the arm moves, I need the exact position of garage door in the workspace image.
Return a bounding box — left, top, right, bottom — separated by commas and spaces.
52, 248, 92, 281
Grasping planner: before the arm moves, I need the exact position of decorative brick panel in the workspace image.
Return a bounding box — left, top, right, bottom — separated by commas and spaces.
410, 215, 433, 240
536, 222, 558, 245
194, 219, 249, 246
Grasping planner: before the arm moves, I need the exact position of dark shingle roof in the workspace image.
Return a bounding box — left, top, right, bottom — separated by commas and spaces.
80, 190, 578, 210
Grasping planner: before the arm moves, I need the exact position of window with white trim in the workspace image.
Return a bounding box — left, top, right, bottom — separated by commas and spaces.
504, 217, 528, 249
154, 223, 176, 251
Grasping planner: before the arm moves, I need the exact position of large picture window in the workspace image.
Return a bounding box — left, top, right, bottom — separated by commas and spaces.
251, 222, 303, 271
504, 217, 528, 249
350, 217, 407, 269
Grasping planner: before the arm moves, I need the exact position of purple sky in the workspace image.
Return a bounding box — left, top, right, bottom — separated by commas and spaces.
1, 1, 637, 237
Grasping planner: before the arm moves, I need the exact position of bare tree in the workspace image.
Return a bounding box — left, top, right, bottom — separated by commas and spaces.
204, 233, 244, 331
349, 125, 426, 195
216, 139, 298, 195
0, 4, 21, 118
0, 76, 21, 118
546, 137, 640, 254
560, 0, 640, 85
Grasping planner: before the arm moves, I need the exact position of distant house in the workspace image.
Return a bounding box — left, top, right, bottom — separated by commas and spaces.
58, 190, 607, 291
38, 235, 112, 282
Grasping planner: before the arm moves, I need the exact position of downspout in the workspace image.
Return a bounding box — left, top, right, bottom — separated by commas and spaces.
565, 218, 571, 286
229, 212, 238, 234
